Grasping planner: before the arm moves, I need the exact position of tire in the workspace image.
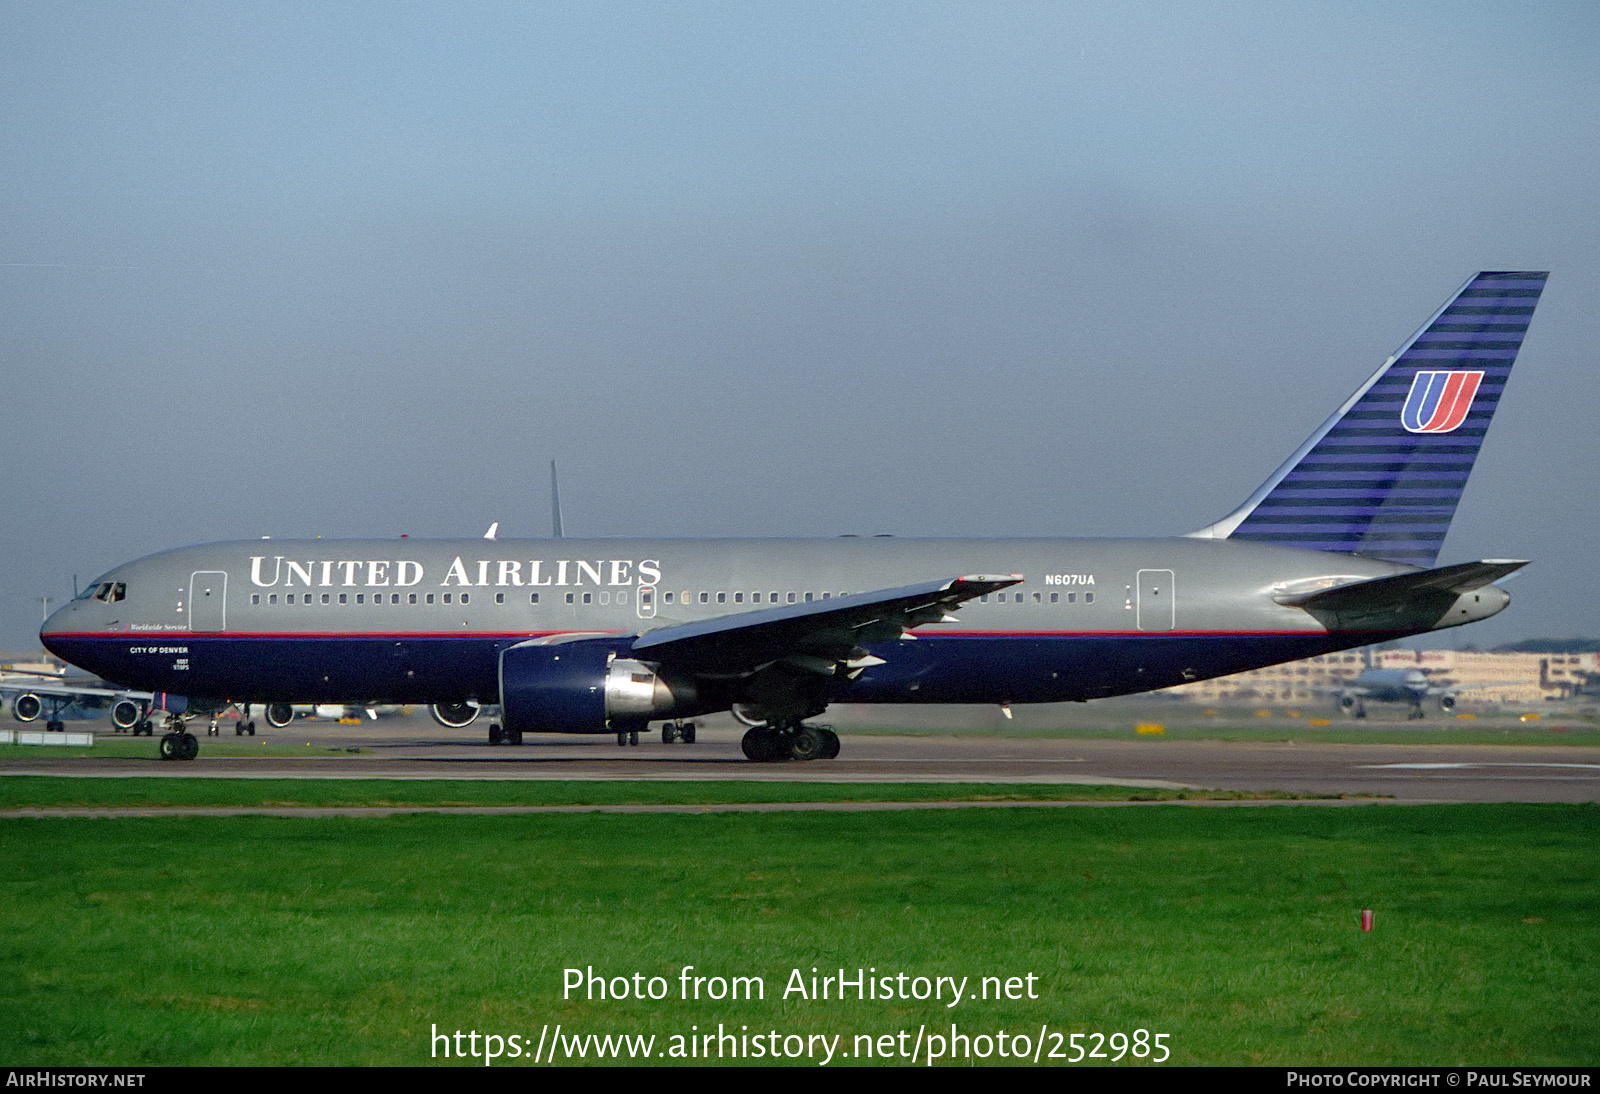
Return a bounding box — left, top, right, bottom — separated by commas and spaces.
789, 725, 825, 761
661, 724, 678, 744
159, 733, 180, 760
430, 701, 481, 729
682, 722, 696, 744
488, 723, 504, 745
179, 732, 199, 760
741, 727, 784, 763
820, 728, 840, 759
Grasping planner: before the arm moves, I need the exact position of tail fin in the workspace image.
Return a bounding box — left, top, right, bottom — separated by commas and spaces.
1190, 271, 1547, 567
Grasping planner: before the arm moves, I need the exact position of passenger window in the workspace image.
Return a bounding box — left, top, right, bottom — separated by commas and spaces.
461, 593, 469, 605
443, 593, 452, 604
529, 592, 539, 604
787, 592, 796, 604
980, 594, 989, 603
392, 594, 400, 604
495, 593, 505, 604
356, 594, 364, 604
409, 593, 417, 604
752, 593, 761, 603
582, 592, 592, 604
734, 592, 744, 603
339, 594, 348, 604
1033, 592, 1041, 603
617, 590, 627, 605
565, 592, 574, 604
600, 591, 610, 605
717, 592, 726, 604
1068, 593, 1076, 603
1086, 593, 1094, 604
1050, 593, 1059, 604
426, 594, 435, 604
804, 592, 813, 602
664, 592, 675, 604
699, 592, 708, 604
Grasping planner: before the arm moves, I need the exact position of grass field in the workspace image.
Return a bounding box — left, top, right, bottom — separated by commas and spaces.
0, 776, 1334, 810
2, 794, 1595, 1066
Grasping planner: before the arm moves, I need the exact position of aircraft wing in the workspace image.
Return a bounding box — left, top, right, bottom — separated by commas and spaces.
1276, 560, 1528, 631
631, 574, 1022, 677
1, 682, 130, 701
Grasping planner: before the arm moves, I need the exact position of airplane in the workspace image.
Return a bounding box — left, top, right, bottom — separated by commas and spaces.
1, 663, 160, 735
1331, 667, 1515, 718
38, 271, 1547, 762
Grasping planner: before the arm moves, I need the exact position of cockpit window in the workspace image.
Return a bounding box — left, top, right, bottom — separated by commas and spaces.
78, 582, 126, 603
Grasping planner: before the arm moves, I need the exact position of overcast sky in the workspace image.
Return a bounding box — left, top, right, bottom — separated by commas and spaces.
3, 1, 1597, 651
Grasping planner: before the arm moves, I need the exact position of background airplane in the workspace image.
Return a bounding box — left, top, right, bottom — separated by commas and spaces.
1331, 666, 1519, 718
1, 664, 159, 734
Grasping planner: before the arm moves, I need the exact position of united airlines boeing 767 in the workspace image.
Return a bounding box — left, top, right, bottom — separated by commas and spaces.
41, 272, 1547, 761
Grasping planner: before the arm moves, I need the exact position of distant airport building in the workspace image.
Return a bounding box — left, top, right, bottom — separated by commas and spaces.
1167, 650, 1599, 706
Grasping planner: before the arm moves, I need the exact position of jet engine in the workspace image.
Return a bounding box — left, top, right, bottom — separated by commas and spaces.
13, 693, 41, 722
265, 702, 296, 728
1439, 694, 1456, 711
111, 699, 142, 730
500, 639, 694, 735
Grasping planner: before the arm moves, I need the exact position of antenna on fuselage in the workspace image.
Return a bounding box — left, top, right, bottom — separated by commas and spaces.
550, 460, 564, 539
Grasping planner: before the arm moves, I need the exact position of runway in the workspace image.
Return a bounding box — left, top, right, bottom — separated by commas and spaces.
4, 714, 1598, 803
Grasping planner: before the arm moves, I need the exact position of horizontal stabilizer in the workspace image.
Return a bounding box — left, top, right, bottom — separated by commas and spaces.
1276, 559, 1526, 631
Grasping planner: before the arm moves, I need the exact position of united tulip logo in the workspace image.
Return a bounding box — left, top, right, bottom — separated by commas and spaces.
1401, 370, 1484, 434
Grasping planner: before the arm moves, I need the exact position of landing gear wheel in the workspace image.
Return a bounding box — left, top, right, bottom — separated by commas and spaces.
159, 732, 181, 760
246, 721, 256, 736
681, 722, 696, 744
662, 723, 679, 745
617, 731, 628, 746
136, 719, 153, 737
179, 732, 199, 760
46, 719, 64, 733
489, 723, 504, 745
629, 729, 639, 746
506, 727, 523, 745
819, 727, 840, 759
789, 724, 826, 761
741, 726, 786, 763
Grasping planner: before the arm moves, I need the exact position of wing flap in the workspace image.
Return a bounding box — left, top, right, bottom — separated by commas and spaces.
632, 574, 1021, 677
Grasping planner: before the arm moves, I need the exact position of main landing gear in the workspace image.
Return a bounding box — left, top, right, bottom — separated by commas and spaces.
487, 723, 524, 745
740, 721, 840, 762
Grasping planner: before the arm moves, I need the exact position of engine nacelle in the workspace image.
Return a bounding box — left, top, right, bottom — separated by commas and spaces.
500, 639, 694, 735
13, 693, 42, 722
111, 699, 142, 730
264, 702, 296, 728
1439, 694, 1456, 711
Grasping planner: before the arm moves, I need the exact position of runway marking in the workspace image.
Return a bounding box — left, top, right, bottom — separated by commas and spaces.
1362, 762, 1600, 771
